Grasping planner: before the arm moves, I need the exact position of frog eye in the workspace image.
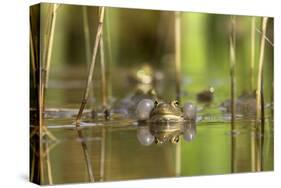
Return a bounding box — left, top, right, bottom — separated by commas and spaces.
154, 138, 163, 144
171, 100, 179, 107
154, 100, 159, 106
170, 136, 179, 144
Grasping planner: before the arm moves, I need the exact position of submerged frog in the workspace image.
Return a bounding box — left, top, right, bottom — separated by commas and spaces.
135, 99, 197, 122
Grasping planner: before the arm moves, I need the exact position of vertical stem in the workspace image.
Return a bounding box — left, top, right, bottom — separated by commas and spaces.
256, 17, 268, 122
250, 17, 256, 91
30, 27, 36, 88
105, 9, 113, 100
76, 7, 105, 124
82, 6, 91, 65
174, 11, 181, 103
100, 31, 108, 110
82, 6, 96, 111
44, 4, 59, 87
229, 16, 236, 173
256, 17, 268, 171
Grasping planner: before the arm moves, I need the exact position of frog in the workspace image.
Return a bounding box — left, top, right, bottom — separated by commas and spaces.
149, 100, 184, 123
136, 99, 197, 145
136, 98, 196, 122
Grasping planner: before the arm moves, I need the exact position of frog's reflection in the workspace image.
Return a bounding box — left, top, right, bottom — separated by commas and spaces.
137, 122, 196, 146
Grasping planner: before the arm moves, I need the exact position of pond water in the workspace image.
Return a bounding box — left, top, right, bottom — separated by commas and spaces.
30, 65, 273, 185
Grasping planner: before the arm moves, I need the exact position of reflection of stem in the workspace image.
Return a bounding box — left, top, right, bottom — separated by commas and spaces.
44, 137, 53, 185
256, 17, 268, 171
174, 11, 181, 103
100, 128, 106, 181
175, 140, 181, 176
39, 141, 45, 184
76, 128, 95, 182
76, 7, 105, 124
250, 122, 257, 171
250, 17, 256, 91
229, 16, 236, 173
30, 146, 35, 181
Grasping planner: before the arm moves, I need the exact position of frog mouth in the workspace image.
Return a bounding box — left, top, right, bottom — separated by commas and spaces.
149, 114, 183, 122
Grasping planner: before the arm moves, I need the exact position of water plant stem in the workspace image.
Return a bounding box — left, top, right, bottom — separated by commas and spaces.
82, 6, 91, 65
229, 16, 236, 127
30, 26, 36, 88
229, 16, 236, 173
174, 11, 181, 103
76, 7, 105, 124
256, 17, 268, 171
256, 17, 268, 122
44, 4, 59, 87
82, 6, 96, 112
250, 17, 256, 91
100, 30, 109, 116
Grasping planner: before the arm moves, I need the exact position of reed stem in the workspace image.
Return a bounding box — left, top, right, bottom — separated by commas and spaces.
30, 26, 36, 88
100, 31, 108, 111
250, 17, 256, 91
76, 7, 105, 124
105, 9, 113, 100
256, 17, 268, 171
82, 6, 91, 65
229, 16, 236, 173
44, 4, 59, 87
229, 16, 236, 126
82, 6, 96, 112
256, 17, 268, 122
174, 11, 181, 103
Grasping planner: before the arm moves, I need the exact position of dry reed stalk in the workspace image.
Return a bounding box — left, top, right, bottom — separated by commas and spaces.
82, 6, 96, 112
250, 17, 256, 91
256, 17, 268, 123
44, 4, 60, 87
76, 7, 105, 124
229, 16, 236, 173
174, 11, 181, 103
30, 27, 36, 88
255, 17, 268, 171
99, 31, 108, 113
105, 9, 113, 100
256, 28, 274, 47
229, 16, 236, 127
82, 6, 91, 65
